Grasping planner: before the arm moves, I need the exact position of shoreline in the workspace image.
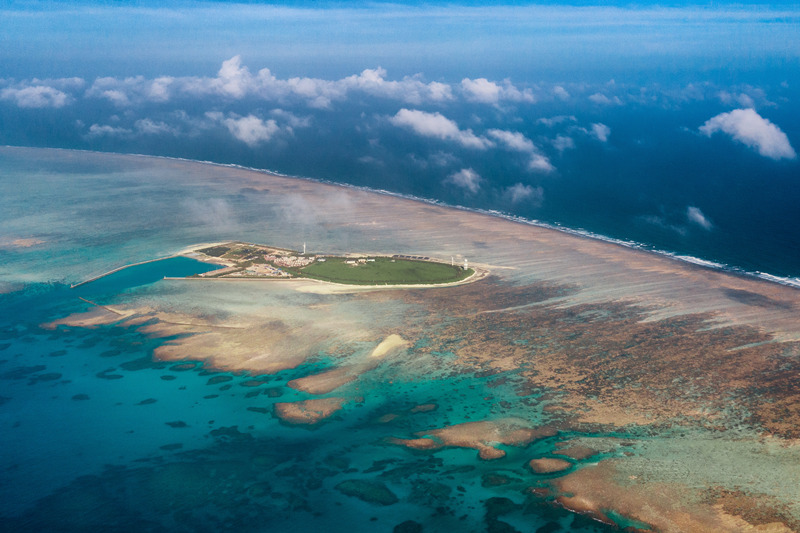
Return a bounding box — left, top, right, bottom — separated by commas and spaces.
6, 145, 797, 292
69, 242, 487, 291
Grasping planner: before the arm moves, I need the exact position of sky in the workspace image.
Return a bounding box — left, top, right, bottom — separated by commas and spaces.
1, 1, 799, 277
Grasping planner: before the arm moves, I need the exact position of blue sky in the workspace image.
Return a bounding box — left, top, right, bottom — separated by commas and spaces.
2, 2, 799, 81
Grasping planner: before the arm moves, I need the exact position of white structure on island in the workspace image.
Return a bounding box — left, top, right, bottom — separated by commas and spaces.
303, 242, 306, 255
463, 258, 468, 270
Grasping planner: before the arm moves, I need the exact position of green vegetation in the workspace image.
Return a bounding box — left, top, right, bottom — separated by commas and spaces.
192, 242, 476, 286
198, 245, 230, 257
300, 257, 473, 285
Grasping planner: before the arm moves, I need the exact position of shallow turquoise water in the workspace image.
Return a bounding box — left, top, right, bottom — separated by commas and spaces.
0, 270, 619, 531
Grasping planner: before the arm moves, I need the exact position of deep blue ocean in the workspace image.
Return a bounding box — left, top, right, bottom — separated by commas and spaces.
3, 95, 798, 284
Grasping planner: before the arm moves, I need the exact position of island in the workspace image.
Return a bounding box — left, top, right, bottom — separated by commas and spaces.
184, 241, 477, 286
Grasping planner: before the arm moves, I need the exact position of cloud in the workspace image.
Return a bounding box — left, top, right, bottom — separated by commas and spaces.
461, 77, 534, 104
277, 191, 354, 227
590, 123, 611, 142
85, 117, 179, 139
487, 128, 554, 172
718, 91, 755, 109
1, 85, 71, 108
183, 198, 238, 231
215, 55, 253, 99
699, 108, 795, 160
553, 135, 574, 152
269, 109, 312, 130
505, 183, 544, 206
528, 154, 554, 173
220, 114, 280, 146
686, 206, 713, 230
552, 86, 570, 100
446, 168, 482, 193
86, 76, 147, 106
85, 56, 454, 109
537, 115, 576, 127
640, 214, 687, 236
588, 93, 622, 105
342, 67, 453, 105
390, 109, 492, 149
86, 124, 132, 137
134, 118, 178, 136
487, 129, 535, 152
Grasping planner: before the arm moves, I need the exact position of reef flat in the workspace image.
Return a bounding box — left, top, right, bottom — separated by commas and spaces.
3, 147, 800, 532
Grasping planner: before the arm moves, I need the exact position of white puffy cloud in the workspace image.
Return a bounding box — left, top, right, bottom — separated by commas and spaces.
537, 115, 576, 127
552, 135, 574, 152
446, 168, 482, 193
686, 206, 713, 230
221, 114, 280, 146
134, 118, 178, 136
487, 129, 535, 152
269, 109, 312, 130
215, 55, 253, 99
461, 77, 534, 104
528, 154, 554, 173
590, 123, 611, 142
699, 108, 796, 160
390, 109, 492, 149
341, 67, 453, 105
1, 85, 71, 108
86, 124, 132, 137
147, 77, 174, 102
85, 118, 178, 139
552, 86, 570, 101
85, 56, 454, 109
588, 93, 622, 105
487, 128, 553, 172
505, 183, 544, 206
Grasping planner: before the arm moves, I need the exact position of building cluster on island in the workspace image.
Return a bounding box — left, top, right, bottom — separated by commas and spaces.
196, 242, 391, 279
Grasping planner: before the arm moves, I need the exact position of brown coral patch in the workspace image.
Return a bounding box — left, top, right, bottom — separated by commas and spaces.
528, 458, 572, 474
288, 367, 357, 395
390, 418, 556, 460
552, 444, 599, 461
554, 460, 796, 532
397, 277, 800, 436
273, 397, 347, 425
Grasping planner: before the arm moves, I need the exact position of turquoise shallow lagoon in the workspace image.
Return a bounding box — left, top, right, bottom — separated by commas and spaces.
0, 280, 615, 532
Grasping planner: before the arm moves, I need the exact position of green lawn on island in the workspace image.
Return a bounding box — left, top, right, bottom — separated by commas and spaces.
300, 257, 473, 285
